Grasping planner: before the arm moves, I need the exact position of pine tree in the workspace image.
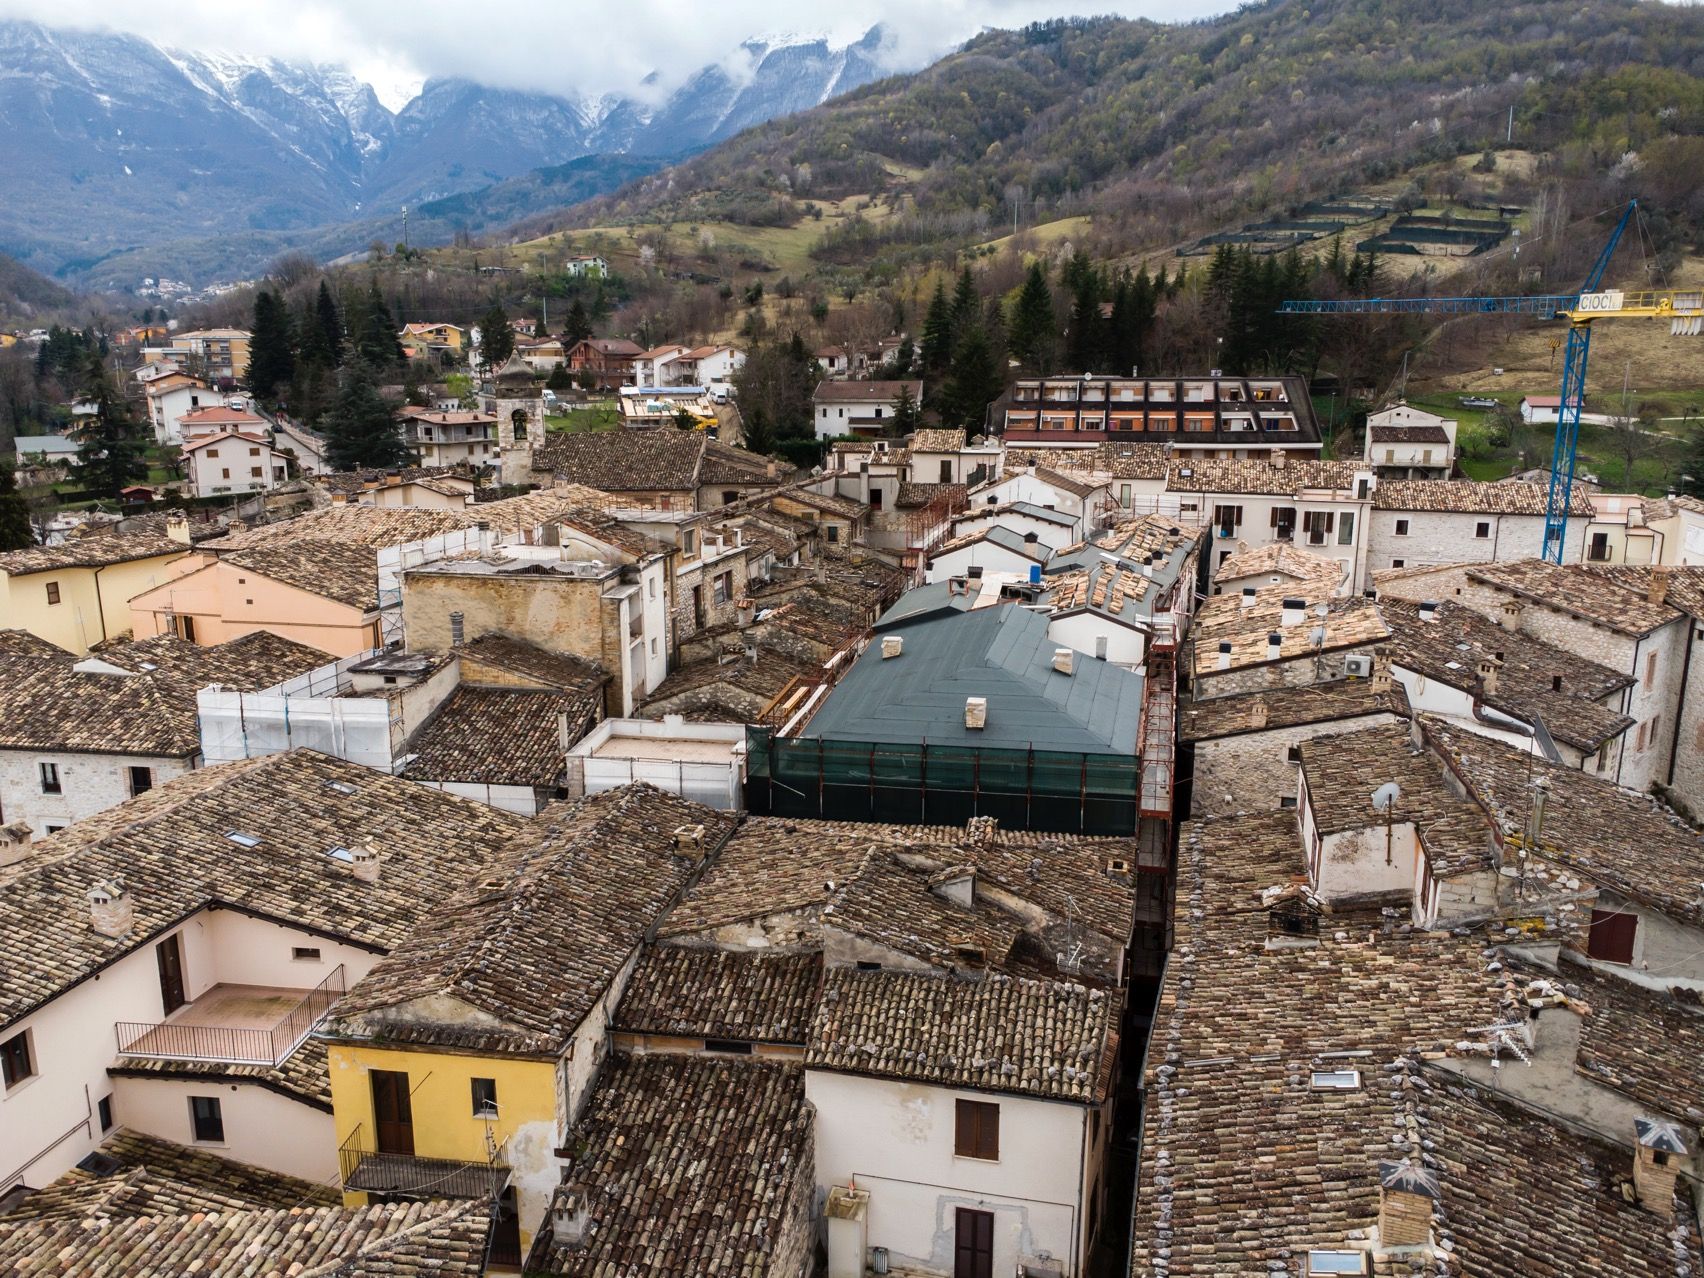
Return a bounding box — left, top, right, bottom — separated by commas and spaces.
1066, 274, 1103, 373
356, 281, 405, 367
742, 405, 776, 457
247, 289, 295, 403
323, 363, 411, 471
949, 267, 979, 334
479, 302, 515, 370
889, 384, 923, 437
941, 325, 1002, 430
0, 464, 34, 551
296, 296, 332, 369
564, 298, 593, 344
316, 281, 344, 366
920, 282, 954, 375
1009, 261, 1056, 373
74, 353, 148, 498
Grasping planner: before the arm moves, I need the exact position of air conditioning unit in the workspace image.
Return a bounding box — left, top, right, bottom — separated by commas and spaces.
1345, 655, 1373, 678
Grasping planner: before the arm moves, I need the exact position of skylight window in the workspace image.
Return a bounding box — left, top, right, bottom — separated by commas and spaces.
323, 780, 359, 796
1310, 1069, 1362, 1091
1307, 1252, 1369, 1276
325, 846, 355, 863
225, 831, 262, 848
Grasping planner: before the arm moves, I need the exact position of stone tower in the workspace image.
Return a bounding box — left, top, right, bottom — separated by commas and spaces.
480, 351, 544, 485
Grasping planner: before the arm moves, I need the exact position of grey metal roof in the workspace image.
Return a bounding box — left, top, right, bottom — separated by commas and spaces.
802, 604, 1143, 752
877, 581, 977, 627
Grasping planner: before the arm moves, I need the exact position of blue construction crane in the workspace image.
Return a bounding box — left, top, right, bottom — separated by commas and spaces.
1280, 201, 1703, 562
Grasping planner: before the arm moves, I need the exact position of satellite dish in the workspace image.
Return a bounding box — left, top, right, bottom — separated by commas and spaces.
1371, 782, 1402, 813
1314, 603, 1330, 617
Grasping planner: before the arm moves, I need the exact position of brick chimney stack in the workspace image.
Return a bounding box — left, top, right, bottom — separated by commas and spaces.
1377, 1161, 1439, 1247
87, 879, 134, 938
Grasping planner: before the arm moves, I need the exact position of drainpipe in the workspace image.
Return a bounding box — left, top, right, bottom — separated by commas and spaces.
1616, 633, 1641, 785
91, 562, 113, 646
1667, 616, 1695, 788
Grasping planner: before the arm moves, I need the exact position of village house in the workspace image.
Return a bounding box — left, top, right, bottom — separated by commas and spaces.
1579, 491, 1664, 565
515, 334, 567, 372
1212, 539, 1346, 597
181, 430, 287, 498
811, 380, 925, 441
0, 629, 326, 843
400, 322, 466, 354
563, 254, 607, 277
1189, 589, 1390, 701
398, 406, 498, 468
1367, 479, 1592, 570
947, 502, 1080, 554
532, 429, 781, 511
176, 403, 269, 445
629, 343, 692, 387
0, 520, 193, 654
140, 371, 214, 444
564, 337, 642, 389
0, 751, 524, 1198
973, 463, 1111, 536
317, 466, 480, 511
1041, 516, 1206, 667
1361, 402, 1458, 478
144, 329, 251, 382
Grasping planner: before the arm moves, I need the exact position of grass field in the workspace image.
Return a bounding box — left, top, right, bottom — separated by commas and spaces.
546, 403, 620, 433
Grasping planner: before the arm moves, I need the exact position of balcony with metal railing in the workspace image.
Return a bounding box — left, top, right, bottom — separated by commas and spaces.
338, 1123, 511, 1200
115, 965, 345, 1067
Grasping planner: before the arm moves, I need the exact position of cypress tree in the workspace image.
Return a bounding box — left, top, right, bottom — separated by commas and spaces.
247, 289, 295, 403
564, 298, 593, 344
479, 302, 515, 369
357, 281, 405, 367
316, 281, 344, 366
889, 384, 923, 437
1008, 261, 1056, 373
0, 464, 34, 551
920, 282, 954, 375
73, 352, 148, 498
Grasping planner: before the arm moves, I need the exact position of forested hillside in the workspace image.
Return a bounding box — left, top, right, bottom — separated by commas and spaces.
548, 0, 1704, 272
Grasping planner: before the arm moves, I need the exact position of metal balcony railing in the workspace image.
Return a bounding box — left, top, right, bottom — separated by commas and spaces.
114, 965, 345, 1067
338, 1124, 511, 1200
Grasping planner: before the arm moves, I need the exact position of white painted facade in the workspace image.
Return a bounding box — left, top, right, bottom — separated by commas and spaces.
978, 471, 1107, 524
183, 433, 287, 499
1181, 488, 1370, 594
926, 536, 1049, 585
566, 717, 747, 810
950, 507, 1081, 550
1048, 611, 1147, 668
0, 749, 191, 844
144, 380, 213, 444
807, 1069, 1106, 1278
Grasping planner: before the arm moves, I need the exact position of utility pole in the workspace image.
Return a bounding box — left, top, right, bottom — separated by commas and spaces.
401, 207, 409, 251
1506, 105, 1514, 145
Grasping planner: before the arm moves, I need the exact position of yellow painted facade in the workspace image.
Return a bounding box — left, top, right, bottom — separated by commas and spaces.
0, 551, 190, 654
327, 1041, 557, 1251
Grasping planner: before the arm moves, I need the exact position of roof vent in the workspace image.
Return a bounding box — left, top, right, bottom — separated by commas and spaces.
1280, 597, 1306, 627
87, 879, 134, 939
350, 843, 381, 883
1634, 1117, 1695, 1217
450, 611, 465, 647
964, 696, 988, 730
1377, 1160, 1438, 1248
1217, 640, 1233, 670
881, 635, 904, 660
1053, 648, 1075, 675
1240, 586, 1257, 610
1418, 600, 1438, 623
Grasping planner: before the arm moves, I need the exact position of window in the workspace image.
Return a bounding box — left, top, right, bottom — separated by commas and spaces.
250, 467, 262, 478
713, 572, 732, 605
248, 447, 260, 457
1587, 908, 1638, 964
1307, 1252, 1369, 1276
1286, 745, 1303, 763
1279, 795, 1298, 809
1394, 519, 1410, 536
471, 1077, 499, 1118
682, 529, 697, 557
127, 766, 152, 797
175, 614, 196, 643
291, 946, 321, 962
1, 1030, 33, 1089
703, 1038, 754, 1054
954, 1099, 1000, 1160
1338, 512, 1355, 545
221, 468, 231, 479
1391, 559, 1405, 569
1310, 1069, 1362, 1091
98, 1094, 114, 1132
189, 1095, 224, 1143
39, 762, 60, 794
1213, 504, 1243, 533
1475, 521, 1491, 539
1645, 651, 1659, 690
1302, 511, 1335, 546
44, 581, 61, 606
826, 525, 840, 543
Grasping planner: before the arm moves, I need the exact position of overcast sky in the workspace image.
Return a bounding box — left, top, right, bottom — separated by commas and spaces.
0, 0, 1234, 107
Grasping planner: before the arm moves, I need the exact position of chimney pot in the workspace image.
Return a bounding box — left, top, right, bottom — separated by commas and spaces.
1499, 600, 1522, 633
1249, 698, 1269, 728
964, 696, 988, 730
1053, 647, 1075, 675
1280, 597, 1305, 626
1240, 586, 1257, 610
450, 611, 465, 647
87, 879, 134, 938
672, 823, 707, 857
1633, 1118, 1695, 1217
881, 635, 904, 659
1267, 632, 1282, 660
1478, 656, 1501, 697
1377, 1161, 1439, 1248
350, 843, 381, 883
1649, 566, 1672, 607
1217, 640, 1233, 670
1271, 447, 1288, 470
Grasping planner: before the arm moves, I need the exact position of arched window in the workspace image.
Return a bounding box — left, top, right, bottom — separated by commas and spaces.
511, 409, 529, 441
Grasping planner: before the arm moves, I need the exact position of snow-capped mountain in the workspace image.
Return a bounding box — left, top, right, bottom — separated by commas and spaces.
0, 19, 904, 285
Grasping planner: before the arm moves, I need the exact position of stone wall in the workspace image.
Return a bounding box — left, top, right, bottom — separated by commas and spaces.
1189, 712, 1401, 818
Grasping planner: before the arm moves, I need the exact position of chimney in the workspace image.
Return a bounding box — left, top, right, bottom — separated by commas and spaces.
1280, 597, 1305, 627
966, 814, 998, 846
964, 696, 988, 730
1266, 632, 1282, 662
736, 599, 755, 627
1249, 698, 1269, 729
350, 844, 381, 883
881, 634, 904, 659
1217, 640, 1233, 670
672, 823, 707, 859
1371, 651, 1392, 694
1376, 1161, 1439, 1248
1499, 600, 1522, 633
1271, 447, 1288, 470
1649, 566, 1672, 607
450, 611, 465, 647
87, 879, 134, 938
1240, 586, 1257, 610
1053, 647, 1075, 675
164, 511, 191, 545
551, 1191, 591, 1246
1478, 656, 1501, 697
1418, 600, 1438, 624
1633, 1118, 1694, 1217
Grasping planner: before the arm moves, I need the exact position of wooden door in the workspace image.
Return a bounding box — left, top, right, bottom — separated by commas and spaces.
371, 1070, 415, 1155
954, 1208, 994, 1278
156, 935, 186, 1014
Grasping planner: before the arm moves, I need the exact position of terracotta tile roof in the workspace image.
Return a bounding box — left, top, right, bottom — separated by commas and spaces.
457, 634, 609, 695
316, 464, 476, 495
0, 633, 327, 756
109, 1033, 334, 1110
202, 505, 475, 552
401, 688, 593, 788
1374, 478, 1594, 515
1005, 441, 1172, 481
8, 1130, 339, 1218
0, 533, 186, 576
1584, 564, 1704, 619
910, 428, 966, 452
811, 379, 923, 404
1190, 592, 1389, 677
325, 785, 740, 1055
1213, 541, 1343, 586
661, 816, 1136, 958
614, 945, 821, 1044
180, 430, 269, 455
527, 1055, 812, 1277
1380, 597, 1635, 751
224, 539, 380, 610
640, 646, 815, 717
808, 967, 1119, 1102
177, 406, 267, 427
895, 480, 966, 509
0, 629, 70, 659
1167, 457, 1360, 495
531, 430, 710, 491
0, 1198, 491, 1276
771, 486, 866, 520
1468, 560, 1683, 636
1368, 423, 1450, 444
0, 751, 525, 1033
1422, 717, 1704, 925
1046, 563, 1156, 618
698, 440, 780, 486
1538, 960, 1704, 1121
1182, 678, 1408, 742
1031, 465, 1102, 498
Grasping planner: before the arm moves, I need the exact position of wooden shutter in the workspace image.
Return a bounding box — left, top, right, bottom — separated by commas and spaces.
1587, 909, 1638, 964
954, 1099, 1000, 1159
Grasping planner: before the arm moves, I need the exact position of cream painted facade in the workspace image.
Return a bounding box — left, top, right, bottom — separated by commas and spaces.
808, 1070, 1107, 1277
0, 548, 190, 654
129, 555, 383, 657
183, 433, 287, 498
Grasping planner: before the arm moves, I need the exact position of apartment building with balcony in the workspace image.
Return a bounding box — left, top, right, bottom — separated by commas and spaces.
398, 406, 498, 469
